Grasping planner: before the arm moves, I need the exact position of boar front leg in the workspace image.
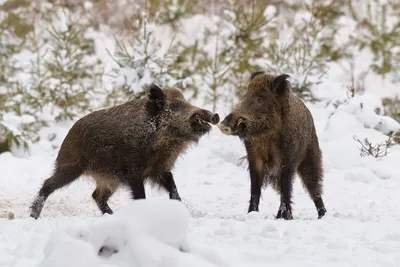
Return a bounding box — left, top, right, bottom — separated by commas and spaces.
159, 171, 182, 201
247, 158, 264, 213
245, 142, 264, 213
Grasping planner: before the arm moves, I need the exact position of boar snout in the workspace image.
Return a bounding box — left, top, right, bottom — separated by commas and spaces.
218, 113, 233, 135
190, 109, 219, 137
194, 109, 219, 125
218, 124, 232, 135
218, 113, 247, 136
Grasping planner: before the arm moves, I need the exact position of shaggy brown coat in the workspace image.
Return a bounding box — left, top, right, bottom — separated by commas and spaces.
30, 84, 219, 219
218, 72, 326, 220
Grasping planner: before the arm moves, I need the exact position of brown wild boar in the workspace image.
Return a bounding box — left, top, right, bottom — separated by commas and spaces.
218, 72, 326, 220
29, 84, 220, 219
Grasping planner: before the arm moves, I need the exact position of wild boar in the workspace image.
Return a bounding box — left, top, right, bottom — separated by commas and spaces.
30, 84, 219, 219
218, 72, 326, 220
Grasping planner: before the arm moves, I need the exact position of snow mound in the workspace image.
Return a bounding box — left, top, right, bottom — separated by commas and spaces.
333, 93, 400, 135
37, 199, 223, 267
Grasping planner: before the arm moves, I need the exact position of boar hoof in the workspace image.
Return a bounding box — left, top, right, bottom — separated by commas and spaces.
102, 207, 114, 215
29, 196, 46, 220
169, 191, 182, 201
30, 212, 39, 220
317, 207, 326, 219
276, 203, 293, 220
247, 203, 259, 213
276, 210, 293, 220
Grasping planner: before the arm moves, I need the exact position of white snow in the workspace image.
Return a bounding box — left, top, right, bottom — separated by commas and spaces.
37, 199, 222, 267
2, 4, 400, 267
2, 91, 400, 267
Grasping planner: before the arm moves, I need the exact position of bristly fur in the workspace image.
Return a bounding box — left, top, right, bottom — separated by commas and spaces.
250, 71, 265, 81
29, 84, 219, 219
218, 72, 327, 220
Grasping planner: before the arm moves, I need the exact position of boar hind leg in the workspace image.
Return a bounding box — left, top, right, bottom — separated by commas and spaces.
30, 163, 83, 219
91, 174, 118, 215
298, 145, 326, 219
276, 166, 295, 220
92, 188, 115, 215
159, 171, 181, 201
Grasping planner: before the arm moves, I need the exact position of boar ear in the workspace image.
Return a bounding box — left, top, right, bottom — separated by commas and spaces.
146, 83, 165, 116
271, 74, 290, 95
147, 83, 165, 102
250, 71, 265, 80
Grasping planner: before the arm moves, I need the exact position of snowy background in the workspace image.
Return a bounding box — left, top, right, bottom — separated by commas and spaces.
1, 0, 400, 266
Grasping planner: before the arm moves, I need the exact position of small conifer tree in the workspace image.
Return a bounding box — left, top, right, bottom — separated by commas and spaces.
106, 11, 182, 106
44, 9, 104, 122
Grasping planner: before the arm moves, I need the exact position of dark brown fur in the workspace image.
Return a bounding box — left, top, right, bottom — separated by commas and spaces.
30, 84, 219, 219
218, 72, 326, 220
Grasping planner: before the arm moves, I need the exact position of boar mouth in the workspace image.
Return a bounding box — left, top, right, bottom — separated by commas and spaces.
193, 114, 212, 133
190, 111, 219, 140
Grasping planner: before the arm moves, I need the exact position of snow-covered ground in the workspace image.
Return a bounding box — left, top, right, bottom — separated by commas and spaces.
1, 5, 400, 266
1, 90, 400, 267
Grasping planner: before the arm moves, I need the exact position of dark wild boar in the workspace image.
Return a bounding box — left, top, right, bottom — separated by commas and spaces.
30, 84, 220, 219
218, 72, 326, 220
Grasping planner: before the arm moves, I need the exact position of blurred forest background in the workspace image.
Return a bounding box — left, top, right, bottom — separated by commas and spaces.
0, 0, 399, 154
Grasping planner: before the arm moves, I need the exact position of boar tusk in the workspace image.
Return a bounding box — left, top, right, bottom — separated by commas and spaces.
237, 118, 243, 127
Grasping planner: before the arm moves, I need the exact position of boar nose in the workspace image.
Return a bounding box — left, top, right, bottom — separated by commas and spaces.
196, 109, 219, 124
211, 113, 220, 124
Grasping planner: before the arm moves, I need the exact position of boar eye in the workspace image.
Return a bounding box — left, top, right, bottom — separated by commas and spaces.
255, 96, 264, 104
